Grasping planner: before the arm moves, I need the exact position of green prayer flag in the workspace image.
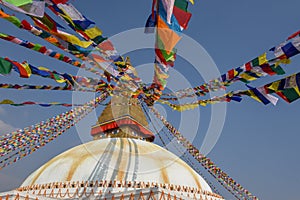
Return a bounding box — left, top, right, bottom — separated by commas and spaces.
32, 43, 43, 51
271, 65, 285, 75
251, 57, 259, 67
3, 0, 32, 7
0, 58, 13, 74
6, 16, 21, 27
282, 88, 300, 103
157, 36, 176, 61
175, 0, 189, 12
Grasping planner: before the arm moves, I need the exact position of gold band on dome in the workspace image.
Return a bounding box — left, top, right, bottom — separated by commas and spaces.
18, 180, 223, 199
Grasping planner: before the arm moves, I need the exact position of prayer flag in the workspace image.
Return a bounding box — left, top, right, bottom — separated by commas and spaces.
3, 0, 32, 7
0, 58, 13, 75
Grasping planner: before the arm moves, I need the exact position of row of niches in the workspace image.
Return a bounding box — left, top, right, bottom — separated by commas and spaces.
18, 180, 223, 199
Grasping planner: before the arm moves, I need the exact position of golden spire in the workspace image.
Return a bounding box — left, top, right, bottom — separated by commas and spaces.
91, 95, 155, 142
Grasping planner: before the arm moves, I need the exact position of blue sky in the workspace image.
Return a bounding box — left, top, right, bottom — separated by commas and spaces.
1, 1, 300, 199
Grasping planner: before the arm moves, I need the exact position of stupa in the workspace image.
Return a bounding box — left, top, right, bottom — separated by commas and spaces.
0, 96, 224, 200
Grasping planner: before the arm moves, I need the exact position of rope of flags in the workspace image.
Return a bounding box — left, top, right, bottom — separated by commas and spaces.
159, 72, 300, 111
0, 99, 83, 107
149, 106, 258, 200
0, 57, 106, 90
0, 32, 83, 67
0, 8, 116, 81
143, 103, 222, 197
0, 92, 108, 169
0, 7, 143, 93
45, 0, 144, 89
162, 34, 300, 100
0, 83, 95, 92
144, 0, 194, 104
0, 9, 88, 59
0, 9, 126, 84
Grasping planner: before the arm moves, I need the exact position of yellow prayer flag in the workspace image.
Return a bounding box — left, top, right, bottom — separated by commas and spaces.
84, 26, 102, 39
21, 62, 32, 78
267, 81, 280, 91
247, 90, 262, 103
58, 31, 93, 48
240, 73, 257, 81
259, 53, 268, 65
277, 58, 291, 65
198, 101, 207, 107
120, 74, 132, 82
55, 78, 66, 84
0, 99, 14, 104
38, 67, 50, 71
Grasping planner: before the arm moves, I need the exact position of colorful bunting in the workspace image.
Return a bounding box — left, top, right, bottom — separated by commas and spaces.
0, 92, 108, 168
160, 72, 300, 111
0, 56, 108, 89
0, 99, 83, 107
149, 107, 258, 200
146, 0, 194, 103
162, 49, 292, 99
0, 32, 83, 67
0, 83, 95, 92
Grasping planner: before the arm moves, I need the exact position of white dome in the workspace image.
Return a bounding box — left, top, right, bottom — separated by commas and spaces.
21, 138, 212, 192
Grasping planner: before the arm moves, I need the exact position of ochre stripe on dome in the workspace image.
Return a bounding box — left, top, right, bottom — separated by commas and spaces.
22, 138, 212, 193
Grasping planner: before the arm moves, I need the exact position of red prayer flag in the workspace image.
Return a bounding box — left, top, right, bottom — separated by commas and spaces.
173, 6, 192, 30
287, 30, 300, 40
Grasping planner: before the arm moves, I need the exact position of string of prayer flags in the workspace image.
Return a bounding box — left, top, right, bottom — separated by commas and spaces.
162, 36, 298, 100
265, 72, 300, 103
0, 30, 111, 84
47, 1, 105, 45
271, 35, 300, 59
0, 9, 22, 27
0, 9, 89, 59
162, 50, 289, 100
160, 72, 300, 111
0, 92, 108, 169
0, 83, 95, 92
0, 4, 143, 92
31, 13, 94, 48
242, 86, 279, 106
0, 32, 83, 67
0, 99, 83, 107
149, 107, 258, 200
146, 0, 194, 103
0, 56, 107, 89
46, 2, 143, 88
0, 18, 111, 78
